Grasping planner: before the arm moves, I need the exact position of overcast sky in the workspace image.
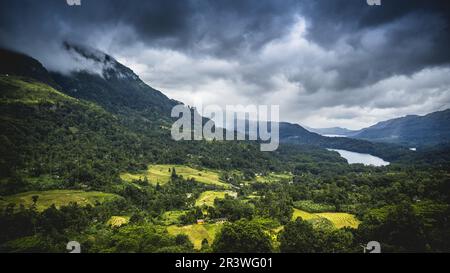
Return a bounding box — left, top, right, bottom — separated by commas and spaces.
1, 0, 450, 129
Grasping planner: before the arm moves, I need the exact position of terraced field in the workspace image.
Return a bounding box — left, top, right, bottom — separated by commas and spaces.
0, 190, 119, 212
292, 208, 360, 229
195, 190, 236, 207
255, 172, 293, 183
317, 212, 360, 229
120, 164, 231, 188
292, 208, 320, 221
167, 223, 223, 250
107, 216, 130, 227
161, 210, 188, 225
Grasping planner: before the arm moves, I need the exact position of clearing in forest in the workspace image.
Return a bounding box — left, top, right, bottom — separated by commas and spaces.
0, 190, 119, 212
167, 223, 223, 250
120, 164, 231, 188
292, 208, 360, 229
195, 190, 236, 207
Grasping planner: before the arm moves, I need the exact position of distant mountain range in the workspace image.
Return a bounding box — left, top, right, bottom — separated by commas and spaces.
304, 126, 357, 136
306, 110, 450, 147
228, 119, 411, 161
276, 122, 411, 161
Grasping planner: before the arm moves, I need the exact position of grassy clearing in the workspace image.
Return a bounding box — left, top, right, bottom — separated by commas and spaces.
161, 210, 188, 225
293, 200, 336, 213
292, 208, 319, 221
243, 194, 260, 203
167, 223, 223, 250
195, 190, 236, 207
316, 212, 360, 229
120, 164, 231, 188
0, 190, 119, 212
292, 208, 360, 229
255, 172, 293, 183
107, 216, 130, 227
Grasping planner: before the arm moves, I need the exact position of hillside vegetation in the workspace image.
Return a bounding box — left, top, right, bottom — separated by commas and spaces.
120, 164, 231, 188
0, 190, 119, 212
1, 48, 449, 253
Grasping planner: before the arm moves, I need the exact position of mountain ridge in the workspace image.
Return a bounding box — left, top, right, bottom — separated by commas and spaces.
0, 49, 60, 89
305, 126, 357, 136
350, 109, 450, 147
228, 118, 412, 161
51, 42, 180, 122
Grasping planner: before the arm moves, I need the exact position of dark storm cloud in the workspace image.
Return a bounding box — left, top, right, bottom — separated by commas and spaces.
301, 0, 450, 47
299, 0, 450, 90
0, 0, 300, 58
1, 0, 449, 81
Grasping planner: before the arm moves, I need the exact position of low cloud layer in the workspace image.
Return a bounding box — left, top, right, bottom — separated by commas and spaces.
1, 0, 450, 129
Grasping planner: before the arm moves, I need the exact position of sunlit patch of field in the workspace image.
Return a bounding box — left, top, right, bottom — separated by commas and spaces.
246, 194, 260, 199
120, 164, 231, 188
107, 216, 130, 227
195, 190, 236, 207
254, 172, 293, 183
167, 223, 223, 250
316, 212, 360, 229
292, 208, 318, 221
292, 208, 360, 229
0, 190, 119, 212
161, 210, 188, 225
242, 194, 260, 203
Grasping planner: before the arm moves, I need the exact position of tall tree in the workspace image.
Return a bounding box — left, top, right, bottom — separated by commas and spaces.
212, 220, 272, 253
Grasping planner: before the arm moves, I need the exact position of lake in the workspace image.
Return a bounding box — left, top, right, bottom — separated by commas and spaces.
327, 148, 390, 167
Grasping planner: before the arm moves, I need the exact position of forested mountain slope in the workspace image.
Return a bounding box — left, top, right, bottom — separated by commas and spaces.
278, 122, 411, 162
350, 110, 450, 147
0, 48, 349, 194
50, 43, 179, 124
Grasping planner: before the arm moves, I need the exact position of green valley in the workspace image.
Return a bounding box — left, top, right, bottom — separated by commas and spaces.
1, 46, 449, 254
